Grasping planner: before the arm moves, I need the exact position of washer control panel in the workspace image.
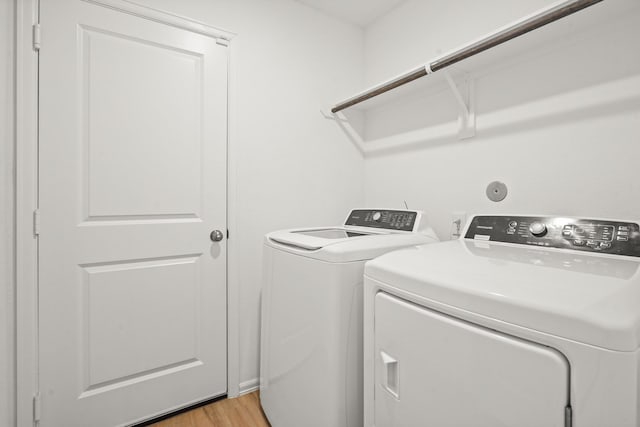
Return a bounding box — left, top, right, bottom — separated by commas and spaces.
464, 215, 640, 257
345, 209, 418, 232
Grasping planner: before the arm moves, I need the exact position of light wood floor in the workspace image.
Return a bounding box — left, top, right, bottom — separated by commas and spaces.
149, 391, 271, 427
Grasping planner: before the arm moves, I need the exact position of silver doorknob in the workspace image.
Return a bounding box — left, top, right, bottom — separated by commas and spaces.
210, 230, 224, 242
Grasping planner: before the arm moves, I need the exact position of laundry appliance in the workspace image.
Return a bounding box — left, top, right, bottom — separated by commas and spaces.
260, 209, 439, 427
364, 215, 640, 427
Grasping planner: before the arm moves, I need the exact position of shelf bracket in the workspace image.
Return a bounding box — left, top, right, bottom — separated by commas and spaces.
442, 71, 475, 139
320, 110, 366, 154
320, 109, 349, 122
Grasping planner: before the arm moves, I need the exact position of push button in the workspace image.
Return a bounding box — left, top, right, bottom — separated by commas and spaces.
573, 239, 585, 246
599, 242, 612, 249
529, 222, 547, 237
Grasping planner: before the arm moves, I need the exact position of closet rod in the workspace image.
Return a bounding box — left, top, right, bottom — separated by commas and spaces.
331, 0, 603, 113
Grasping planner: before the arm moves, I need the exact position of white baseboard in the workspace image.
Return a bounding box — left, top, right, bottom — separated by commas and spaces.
238, 378, 259, 396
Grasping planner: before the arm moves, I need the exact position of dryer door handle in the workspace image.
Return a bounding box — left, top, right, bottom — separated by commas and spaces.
381, 351, 399, 399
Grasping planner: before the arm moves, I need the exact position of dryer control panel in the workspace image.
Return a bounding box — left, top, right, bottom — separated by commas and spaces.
464, 215, 640, 257
345, 209, 418, 232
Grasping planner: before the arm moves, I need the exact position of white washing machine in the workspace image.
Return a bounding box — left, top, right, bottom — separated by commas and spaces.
363, 214, 640, 427
260, 209, 439, 427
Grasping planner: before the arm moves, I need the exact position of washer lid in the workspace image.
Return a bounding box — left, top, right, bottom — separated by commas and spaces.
266, 227, 439, 263
365, 239, 640, 351
267, 227, 380, 250
289, 228, 372, 242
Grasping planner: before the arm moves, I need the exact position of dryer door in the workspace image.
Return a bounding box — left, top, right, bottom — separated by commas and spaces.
374, 293, 569, 427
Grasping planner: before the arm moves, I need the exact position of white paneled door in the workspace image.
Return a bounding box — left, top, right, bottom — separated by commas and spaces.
38, 1, 228, 425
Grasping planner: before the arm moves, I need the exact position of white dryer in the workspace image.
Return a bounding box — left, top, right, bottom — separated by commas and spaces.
260, 209, 439, 427
364, 215, 640, 427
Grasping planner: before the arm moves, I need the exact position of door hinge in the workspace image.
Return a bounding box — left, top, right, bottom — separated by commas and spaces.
33, 209, 40, 236
32, 23, 41, 51
33, 393, 41, 423
565, 405, 572, 427
226, 229, 229, 239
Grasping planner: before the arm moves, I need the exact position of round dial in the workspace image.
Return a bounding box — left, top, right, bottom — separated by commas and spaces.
529, 221, 547, 237
372, 212, 382, 222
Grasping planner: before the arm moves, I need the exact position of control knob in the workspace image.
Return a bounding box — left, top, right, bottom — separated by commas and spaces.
372, 211, 382, 222
529, 221, 547, 237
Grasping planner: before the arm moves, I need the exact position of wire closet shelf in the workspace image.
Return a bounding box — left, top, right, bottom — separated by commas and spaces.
330, 0, 603, 114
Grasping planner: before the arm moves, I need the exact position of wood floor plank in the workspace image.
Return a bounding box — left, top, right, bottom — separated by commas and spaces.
149, 391, 270, 427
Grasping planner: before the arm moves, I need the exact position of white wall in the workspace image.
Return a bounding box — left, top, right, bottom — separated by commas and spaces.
123, 0, 365, 391
362, 0, 640, 240
0, 0, 15, 425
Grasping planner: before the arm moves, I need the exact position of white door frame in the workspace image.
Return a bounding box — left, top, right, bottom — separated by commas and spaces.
15, 1, 240, 425
15, 1, 40, 424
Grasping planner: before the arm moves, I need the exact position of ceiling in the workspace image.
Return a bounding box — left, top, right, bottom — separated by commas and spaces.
294, 0, 405, 27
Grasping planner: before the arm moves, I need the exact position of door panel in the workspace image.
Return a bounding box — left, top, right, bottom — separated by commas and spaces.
38, 1, 228, 425
83, 257, 200, 388
374, 292, 569, 427
82, 26, 203, 218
